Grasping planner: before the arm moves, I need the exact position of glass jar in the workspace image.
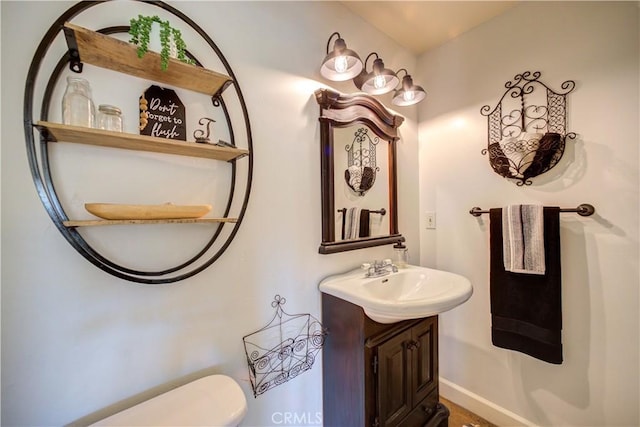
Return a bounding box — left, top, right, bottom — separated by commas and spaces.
62, 76, 95, 127
97, 104, 123, 132
393, 242, 409, 268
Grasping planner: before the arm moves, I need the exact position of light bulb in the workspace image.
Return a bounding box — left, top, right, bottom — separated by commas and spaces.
373, 74, 386, 90
403, 90, 416, 102
334, 56, 348, 73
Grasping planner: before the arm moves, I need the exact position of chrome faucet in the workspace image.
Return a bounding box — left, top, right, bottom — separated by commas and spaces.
361, 259, 398, 278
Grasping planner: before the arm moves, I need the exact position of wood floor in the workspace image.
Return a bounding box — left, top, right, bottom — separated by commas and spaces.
440, 397, 497, 427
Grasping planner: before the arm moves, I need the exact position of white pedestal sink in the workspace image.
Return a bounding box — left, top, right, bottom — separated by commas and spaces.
319, 264, 473, 323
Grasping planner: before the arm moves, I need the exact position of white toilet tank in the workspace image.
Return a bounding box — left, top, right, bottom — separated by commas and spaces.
91, 375, 247, 426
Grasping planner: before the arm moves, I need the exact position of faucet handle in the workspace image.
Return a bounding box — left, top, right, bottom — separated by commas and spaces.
383, 258, 393, 266
361, 263, 371, 270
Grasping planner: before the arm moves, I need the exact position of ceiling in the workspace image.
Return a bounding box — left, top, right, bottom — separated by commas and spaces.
340, 1, 517, 55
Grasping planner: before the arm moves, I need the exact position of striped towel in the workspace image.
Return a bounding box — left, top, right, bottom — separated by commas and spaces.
344, 207, 361, 240
502, 205, 545, 275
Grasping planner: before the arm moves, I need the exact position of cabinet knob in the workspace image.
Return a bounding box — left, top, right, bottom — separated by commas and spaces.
407, 340, 421, 350
422, 405, 433, 416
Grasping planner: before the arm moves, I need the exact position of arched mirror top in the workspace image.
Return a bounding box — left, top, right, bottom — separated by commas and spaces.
315, 88, 404, 254
315, 89, 404, 142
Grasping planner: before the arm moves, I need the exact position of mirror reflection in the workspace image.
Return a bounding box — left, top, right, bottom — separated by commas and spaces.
333, 125, 389, 241
342, 126, 381, 196
315, 88, 404, 254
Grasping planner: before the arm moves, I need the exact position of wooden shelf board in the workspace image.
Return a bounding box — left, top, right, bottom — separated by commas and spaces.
64, 22, 232, 97
64, 218, 238, 227
37, 121, 249, 162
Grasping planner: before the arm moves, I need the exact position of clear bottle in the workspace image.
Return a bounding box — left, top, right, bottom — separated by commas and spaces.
62, 76, 95, 128
393, 242, 409, 268
97, 104, 123, 132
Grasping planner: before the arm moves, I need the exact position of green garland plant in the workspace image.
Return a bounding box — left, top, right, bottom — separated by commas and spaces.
129, 15, 194, 71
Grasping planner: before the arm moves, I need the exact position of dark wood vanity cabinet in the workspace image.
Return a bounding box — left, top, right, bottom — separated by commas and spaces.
322, 294, 449, 427
377, 319, 439, 426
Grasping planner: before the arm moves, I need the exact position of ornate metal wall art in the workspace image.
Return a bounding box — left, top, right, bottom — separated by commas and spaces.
345, 127, 379, 196
480, 71, 576, 185
242, 295, 326, 397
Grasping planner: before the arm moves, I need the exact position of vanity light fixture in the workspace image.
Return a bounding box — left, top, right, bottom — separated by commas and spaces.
353, 52, 400, 95
392, 69, 426, 106
319, 34, 426, 107
320, 32, 363, 81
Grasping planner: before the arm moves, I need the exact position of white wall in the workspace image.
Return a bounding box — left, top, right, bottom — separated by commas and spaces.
418, 2, 639, 426
0, 1, 419, 426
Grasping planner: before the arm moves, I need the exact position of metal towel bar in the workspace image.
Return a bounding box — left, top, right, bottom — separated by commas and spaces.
337, 208, 386, 215
469, 203, 595, 217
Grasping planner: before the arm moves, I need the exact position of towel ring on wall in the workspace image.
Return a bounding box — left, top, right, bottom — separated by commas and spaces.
480, 71, 576, 186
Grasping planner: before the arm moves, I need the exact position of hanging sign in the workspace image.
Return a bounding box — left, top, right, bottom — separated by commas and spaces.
139, 85, 186, 141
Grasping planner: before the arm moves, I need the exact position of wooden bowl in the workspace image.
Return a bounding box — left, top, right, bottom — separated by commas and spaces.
85, 203, 212, 220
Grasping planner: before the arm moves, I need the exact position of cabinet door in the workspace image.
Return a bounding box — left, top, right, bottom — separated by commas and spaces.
397, 388, 440, 427
376, 328, 413, 427
411, 317, 438, 404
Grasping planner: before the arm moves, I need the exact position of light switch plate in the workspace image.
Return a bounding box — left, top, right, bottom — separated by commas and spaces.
425, 212, 436, 229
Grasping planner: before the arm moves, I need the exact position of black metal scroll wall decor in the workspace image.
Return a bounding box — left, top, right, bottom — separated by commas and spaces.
344, 127, 379, 196
242, 295, 326, 397
480, 71, 576, 186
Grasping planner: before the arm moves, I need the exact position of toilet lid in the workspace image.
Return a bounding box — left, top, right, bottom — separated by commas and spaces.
91, 375, 248, 426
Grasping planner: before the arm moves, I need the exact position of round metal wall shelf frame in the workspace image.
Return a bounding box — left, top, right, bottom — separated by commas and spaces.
23, 0, 253, 284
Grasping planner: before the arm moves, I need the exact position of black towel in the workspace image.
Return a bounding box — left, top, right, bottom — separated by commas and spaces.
523, 132, 562, 179
487, 142, 512, 178
490, 207, 563, 364
339, 209, 346, 241
359, 209, 370, 238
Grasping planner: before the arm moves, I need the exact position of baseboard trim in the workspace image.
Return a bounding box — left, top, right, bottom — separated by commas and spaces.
439, 377, 538, 427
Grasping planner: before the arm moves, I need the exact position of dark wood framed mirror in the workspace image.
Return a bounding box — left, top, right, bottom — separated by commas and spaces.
315, 88, 405, 254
